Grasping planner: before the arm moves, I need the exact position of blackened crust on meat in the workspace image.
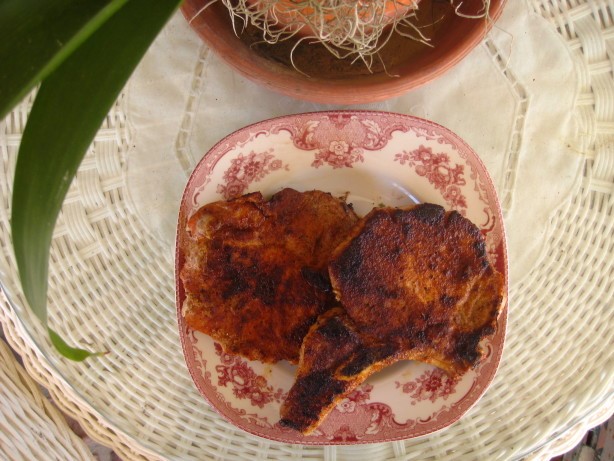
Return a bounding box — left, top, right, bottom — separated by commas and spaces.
179, 189, 359, 364
278, 204, 505, 434
281, 204, 504, 434
399, 202, 445, 225
279, 307, 404, 434
328, 204, 504, 375
329, 204, 504, 374
301, 267, 333, 293
279, 308, 386, 434
339, 344, 398, 377
278, 370, 347, 432
317, 315, 354, 342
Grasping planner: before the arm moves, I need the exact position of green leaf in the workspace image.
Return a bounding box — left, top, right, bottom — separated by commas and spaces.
0, 0, 131, 120
11, 0, 182, 359
49, 328, 107, 361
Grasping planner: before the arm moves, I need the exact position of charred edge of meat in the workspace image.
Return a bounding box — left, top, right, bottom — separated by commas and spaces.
279, 371, 347, 432
301, 267, 333, 293
339, 344, 397, 377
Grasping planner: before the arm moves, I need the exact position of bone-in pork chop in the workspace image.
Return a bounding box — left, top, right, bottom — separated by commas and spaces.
179, 188, 359, 364
280, 204, 505, 433
279, 307, 402, 433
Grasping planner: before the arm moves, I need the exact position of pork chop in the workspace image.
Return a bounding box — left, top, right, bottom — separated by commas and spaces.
280, 204, 505, 433
179, 188, 359, 364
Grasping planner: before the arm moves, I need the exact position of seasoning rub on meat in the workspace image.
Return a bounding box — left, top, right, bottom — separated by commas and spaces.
179, 188, 359, 364
280, 204, 505, 433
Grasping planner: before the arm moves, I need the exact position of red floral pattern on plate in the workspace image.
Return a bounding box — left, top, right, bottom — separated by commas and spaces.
287, 113, 406, 151
336, 385, 372, 413
269, 113, 409, 169
176, 110, 508, 445
395, 368, 459, 405
217, 149, 288, 199
394, 145, 468, 212
312, 140, 364, 169
214, 343, 286, 408
306, 383, 419, 442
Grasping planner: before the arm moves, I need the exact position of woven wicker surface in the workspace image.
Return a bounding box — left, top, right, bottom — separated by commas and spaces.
0, 0, 612, 459
0, 327, 94, 461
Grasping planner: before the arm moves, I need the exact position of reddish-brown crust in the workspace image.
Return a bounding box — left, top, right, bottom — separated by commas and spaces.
329, 204, 504, 375
280, 204, 504, 433
179, 188, 359, 364
279, 308, 400, 434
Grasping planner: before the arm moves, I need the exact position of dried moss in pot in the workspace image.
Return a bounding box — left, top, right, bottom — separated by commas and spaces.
195, 0, 493, 69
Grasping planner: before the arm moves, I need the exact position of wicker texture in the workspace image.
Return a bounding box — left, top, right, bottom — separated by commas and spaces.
0, 329, 94, 461
0, 0, 612, 459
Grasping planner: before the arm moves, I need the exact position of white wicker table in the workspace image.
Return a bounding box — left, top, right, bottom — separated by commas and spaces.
0, 330, 94, 461
0, 0, 613, 460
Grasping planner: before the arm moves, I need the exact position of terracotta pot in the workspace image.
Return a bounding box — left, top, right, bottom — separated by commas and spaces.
181, 0, 507, 104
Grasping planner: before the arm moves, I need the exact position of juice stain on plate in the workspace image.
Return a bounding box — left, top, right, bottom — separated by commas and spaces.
263, 364, 274, 379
